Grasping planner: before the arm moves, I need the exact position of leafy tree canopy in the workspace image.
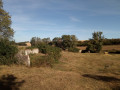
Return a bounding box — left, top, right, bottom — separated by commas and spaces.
0, 0, 14, 40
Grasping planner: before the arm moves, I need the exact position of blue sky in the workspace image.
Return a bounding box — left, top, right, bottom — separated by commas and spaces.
3, 0, 120, 42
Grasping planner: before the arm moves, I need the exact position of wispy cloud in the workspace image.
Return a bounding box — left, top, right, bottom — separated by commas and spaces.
69, 17, 80, 22
3, 0, 120, 42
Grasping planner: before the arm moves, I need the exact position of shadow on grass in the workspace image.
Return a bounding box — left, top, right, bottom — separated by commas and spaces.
0, 74, 25, 90
82, 74, 120, 90
82, 74, 120, 82
106, 50, 120, 54
109, 51, 120, 54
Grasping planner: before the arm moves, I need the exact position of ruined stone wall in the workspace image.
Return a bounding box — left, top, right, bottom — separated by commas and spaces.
25, 48, 39, 55
15, 48, 39, 67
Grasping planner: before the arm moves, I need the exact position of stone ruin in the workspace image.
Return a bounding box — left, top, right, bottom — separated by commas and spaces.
79, 50, 82, 53
104, 51, 109, 54
15, 53, 30, 67
25, 48, 39, 55
15, 48, 39, 67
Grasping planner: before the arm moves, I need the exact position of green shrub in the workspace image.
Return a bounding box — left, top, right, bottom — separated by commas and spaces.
30, 43, 62, 67
68, 47, 80, 53
86, 32, 104, 53
37, 43, 48, 54
86, 41, 102, 53
47, 46, 62, 62
0, 39, 18, 65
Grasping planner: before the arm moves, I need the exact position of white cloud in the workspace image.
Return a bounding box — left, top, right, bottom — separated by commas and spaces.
69, 17, 80, 22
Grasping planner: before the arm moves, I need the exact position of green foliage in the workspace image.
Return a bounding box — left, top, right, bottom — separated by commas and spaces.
0, 0, 14, 40
68, 47, 80, 53
30, 37, 51, 47
34, 43, 62, 67
42, 37, 51, 44
46, 46, 61, 62
38, 43, 61, 60
52, 35, 78, 50
52, 37, 63, 48
37, 43, 48, 54
30, 37, 42, 46
86, 31, 104, 53
77, 38, 120, 46
62, 35, 77, 49
103, 39, 120, 45
77, 40, 90, 46
0, 39, 18, 65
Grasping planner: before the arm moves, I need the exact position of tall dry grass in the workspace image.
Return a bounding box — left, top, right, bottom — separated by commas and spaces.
0, 51, 120, 90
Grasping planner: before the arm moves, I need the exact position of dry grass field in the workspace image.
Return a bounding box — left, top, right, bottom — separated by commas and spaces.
102, 45, 120, 51
0, 51, 120, 90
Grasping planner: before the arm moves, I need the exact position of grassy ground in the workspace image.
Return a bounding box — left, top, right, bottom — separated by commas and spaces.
0, 51, 120, 90
102, 45, 120, 50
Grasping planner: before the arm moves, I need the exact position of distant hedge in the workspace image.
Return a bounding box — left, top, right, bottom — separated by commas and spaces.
103, 39, 120, 45
77, 39, 120, 46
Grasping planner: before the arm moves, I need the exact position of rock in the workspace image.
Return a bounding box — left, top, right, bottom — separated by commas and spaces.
79, 50, 82, 53
25, 48, 39, 55
15, 53, 30, 67
15, 48, 39, 67
104, 51, 109, 54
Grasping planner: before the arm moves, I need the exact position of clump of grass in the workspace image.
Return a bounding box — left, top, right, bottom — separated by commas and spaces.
68, 47, 80, 53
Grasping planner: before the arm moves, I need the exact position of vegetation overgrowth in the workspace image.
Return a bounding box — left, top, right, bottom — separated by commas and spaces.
0, 52, 120, 90
28, 43, 62, 67
0, 39, 18, 65
77, 38, 120, 46
0, 0, 120, 89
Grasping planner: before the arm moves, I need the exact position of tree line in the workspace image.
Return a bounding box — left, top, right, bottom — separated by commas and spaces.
0, 0, 119, 66
30, 35, 79, 52
77, 38, 120, 46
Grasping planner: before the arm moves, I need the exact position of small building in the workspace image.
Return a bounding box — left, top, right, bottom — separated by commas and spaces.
25, 42, 31, 47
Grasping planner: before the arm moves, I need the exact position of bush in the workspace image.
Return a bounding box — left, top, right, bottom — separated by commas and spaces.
0, 39, 18, 65
31, 43, 62, 67
61, 35, 77, 50
86, 32, 104, 53
37, 43, 48, 54
47, 46, 61, 62
68, 47, 79, 52
86, 41, 102, 53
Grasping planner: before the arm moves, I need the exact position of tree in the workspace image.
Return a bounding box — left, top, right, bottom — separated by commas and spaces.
61, 35, 78, 49
0, 0, 14, 40
0, 38, 18, 65
0, 0, 18, 65
86, 31, 104, 53
52, 37, 62, 48
30, 37, 42, 46
42, 37, 51, 44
